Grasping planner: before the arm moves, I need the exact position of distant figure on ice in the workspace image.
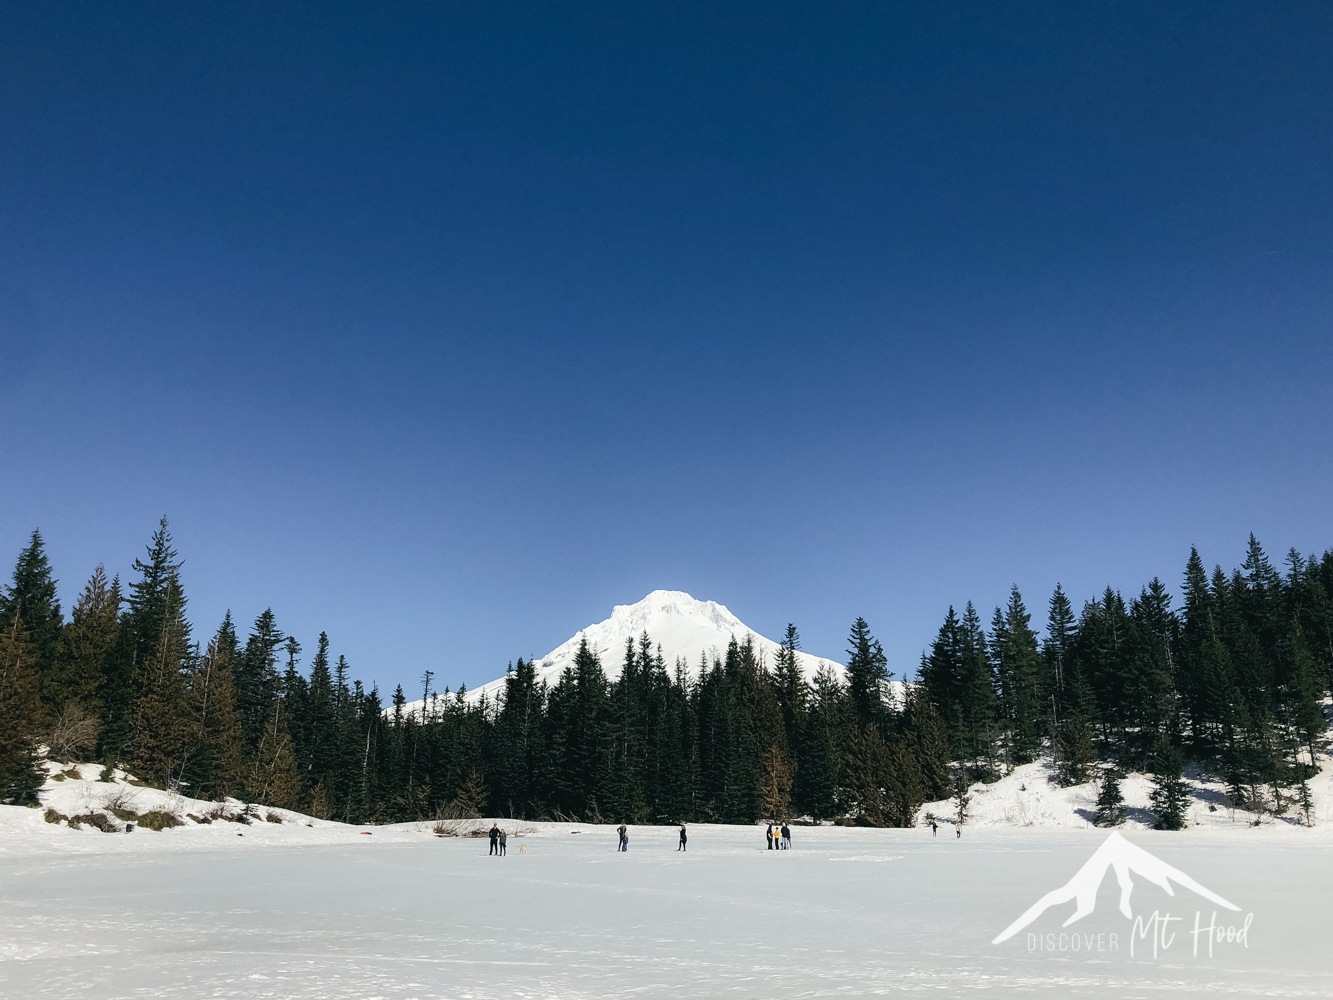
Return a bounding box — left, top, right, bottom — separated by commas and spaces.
489, 822, 500, 856
781, 822, 791, 849
617, 823, 628, 852
955, 825, 961, 839
766, 824, 774, 850
678, 824, 687, 851
498, 828, 508, 856
931, 820, 938, 837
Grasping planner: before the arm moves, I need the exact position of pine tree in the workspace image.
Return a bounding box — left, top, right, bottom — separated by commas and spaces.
1177, 547, 1221, 753
103, 518, 186, 761
1148, 734, 1191, 831
236, 609, 284, 752
494, 656, 545, 819
951, 767, 971, 829
452, 768, 487, 817
549, 638, 611, 820
248, 698, 301, 809
50, 566, 120, 721
1043, 583, 1076, 705
959, 603, 998, 779
759, 743, 793, 820
125, 576, 194, 787
191, 615, 246, 797
1055, 706, 1097, 787
123, 517, 187, 667
303, 632, 338, 796
845, 617, 889, 733
1122, 579, 1181, 769
886, 736, 928, 828
991, 587, 1042, 765
901, 682, 951, 801
0, 529, 63, 712
772, 623, 808, 743
1094, 766, 1125, 827
842, 725, 892, 825
920, 606, 966, 730
0, 616, 44, 804
793, 667, 843, 821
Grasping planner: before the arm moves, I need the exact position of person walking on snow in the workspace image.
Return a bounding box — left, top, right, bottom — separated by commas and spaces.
766, 824, 774, 850
489, 822, 499, 856
678, 824, 687, 851
931, 820, 938, 837
617, 823, 628, 852
781, 822, 791, 849
498, 828, 508, 856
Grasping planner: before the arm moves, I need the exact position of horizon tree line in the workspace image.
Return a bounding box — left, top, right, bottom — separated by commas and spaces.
2, 519, 1329, 830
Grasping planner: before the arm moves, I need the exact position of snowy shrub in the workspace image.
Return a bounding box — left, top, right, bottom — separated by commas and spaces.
43, 808, 65, 825
137, 810, 184, 831
68, 812, 117, 833
265, 812, 283, 824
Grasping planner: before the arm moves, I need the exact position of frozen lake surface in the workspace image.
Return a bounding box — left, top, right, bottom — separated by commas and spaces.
3, 820, 1331, 998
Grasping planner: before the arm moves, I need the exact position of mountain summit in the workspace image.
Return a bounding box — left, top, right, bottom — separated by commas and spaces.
465, 590, 843, 705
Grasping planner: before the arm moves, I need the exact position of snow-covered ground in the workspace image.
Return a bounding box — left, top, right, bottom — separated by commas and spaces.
4, 761, 1333, 997
917, 755, 1333, 831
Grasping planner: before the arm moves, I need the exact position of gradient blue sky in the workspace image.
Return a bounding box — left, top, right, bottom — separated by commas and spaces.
3, 3, 1331, 695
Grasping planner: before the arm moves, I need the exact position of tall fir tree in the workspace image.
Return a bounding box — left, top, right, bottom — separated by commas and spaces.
236, 609, 285, 753
125, 575, 194, 787
0, 616, 44, 804
190, 614, 247, 797
248, 697, 302, 808
845, 617, 889, 733
0, 529, 63, 715
991, 587, 1042, 765
50, 566, 121, 723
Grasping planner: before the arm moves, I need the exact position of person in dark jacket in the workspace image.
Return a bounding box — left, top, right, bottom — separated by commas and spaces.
488, 822, 499, 856
617, 823, 628, 852
780, 822, 791, 849
765, 824, 774, 850
678, 824, 687, 851
498, 828, 508, 856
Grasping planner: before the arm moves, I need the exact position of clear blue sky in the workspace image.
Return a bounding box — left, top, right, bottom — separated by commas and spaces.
3, 3, 1331, 695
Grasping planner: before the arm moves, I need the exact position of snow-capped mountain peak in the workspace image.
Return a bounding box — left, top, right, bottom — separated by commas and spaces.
459, 590, 843, 706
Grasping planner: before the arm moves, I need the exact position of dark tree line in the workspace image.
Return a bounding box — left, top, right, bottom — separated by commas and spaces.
2, 521, 1329, 830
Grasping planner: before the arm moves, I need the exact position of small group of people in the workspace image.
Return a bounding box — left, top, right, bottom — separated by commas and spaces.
765, 822, 792, 850
488, 822, 508, 856
612, 822, 687, 851
928, 818, 960, 839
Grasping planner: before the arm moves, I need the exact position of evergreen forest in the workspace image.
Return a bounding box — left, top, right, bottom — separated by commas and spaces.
2, 518, 1330, 832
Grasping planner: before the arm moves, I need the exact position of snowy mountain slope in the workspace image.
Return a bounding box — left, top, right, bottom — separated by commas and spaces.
431, 590, 847, 710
